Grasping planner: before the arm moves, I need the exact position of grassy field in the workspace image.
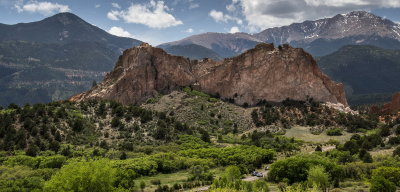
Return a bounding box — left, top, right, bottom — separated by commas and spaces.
135, 167, 225, 192
285, 126, 353, 144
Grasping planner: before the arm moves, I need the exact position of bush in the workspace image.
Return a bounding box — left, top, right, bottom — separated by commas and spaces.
370, 176, 396, 192
268, 154, 341, 184
179, 145, 275, 169
307, 165, 329, 192
371, 167, 400, 186
39, 155, 67, 169
44, 159, 116, 192
326, 128, 343, 136
150, 179, 161, 185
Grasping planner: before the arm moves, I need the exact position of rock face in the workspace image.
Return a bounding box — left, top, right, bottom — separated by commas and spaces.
372, 92, 400, 115
71, 43, 348, 106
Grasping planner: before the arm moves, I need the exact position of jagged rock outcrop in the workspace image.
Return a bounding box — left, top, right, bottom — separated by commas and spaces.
371, 92, 400, 115
71, 43, 348, 106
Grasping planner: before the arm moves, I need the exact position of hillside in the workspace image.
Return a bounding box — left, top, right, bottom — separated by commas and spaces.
0, 12, 141, 49
318, 45, 400, 105
0, 13, 142, 106
2, 89, 399, 191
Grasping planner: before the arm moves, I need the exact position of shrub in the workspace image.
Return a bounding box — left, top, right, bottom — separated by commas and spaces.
307, 166, 329, 192
44, 159, 116, 192
370, 176, 396, 192
268, 155, 341, 184
371, 167, 400, 186
326, 128, 343, 136
38, 155, 67, 169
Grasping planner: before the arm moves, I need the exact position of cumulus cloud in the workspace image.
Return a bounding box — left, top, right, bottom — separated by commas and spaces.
108, 26, 133, 38
229, 26, 240, 33
229, 0, 400, 32
226, 0, 239, 12
106, 0, 182, 29
15, 1, 70, 15
107, 10, 119, 20
209, 10, 242, 25
95, 4, 101, 8
111, 2, 121, 9
183, 28, 194, 33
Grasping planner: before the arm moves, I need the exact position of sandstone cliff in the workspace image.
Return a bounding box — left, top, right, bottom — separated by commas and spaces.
71, 43, 348, 106
370, 92, 400, 115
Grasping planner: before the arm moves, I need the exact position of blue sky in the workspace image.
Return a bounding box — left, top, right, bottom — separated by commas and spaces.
1, 0, 400, 45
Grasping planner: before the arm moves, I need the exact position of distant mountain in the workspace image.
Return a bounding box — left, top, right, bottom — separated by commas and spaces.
0, 12, 142, 106
318, 45, 400, 105
158, 32, 261, 58
163, 44, 222, 60
254, 11, 400, 56
160, 11, 400, 58
0, 12, 141, 51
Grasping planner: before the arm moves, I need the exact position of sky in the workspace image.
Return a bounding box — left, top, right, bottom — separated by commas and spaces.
0, 0, 400, 45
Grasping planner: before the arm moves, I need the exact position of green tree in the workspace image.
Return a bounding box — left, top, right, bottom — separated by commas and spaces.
268, 155, 340, 184
307, 166, 329, 192
44, 159, 116, 192
224, 166, 242, 182
370, 176, 396, 192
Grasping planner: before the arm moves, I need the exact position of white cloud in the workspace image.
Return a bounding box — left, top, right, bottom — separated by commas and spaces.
15, 1, 70, 15
233, 0, 400, 32
183, 28, 194, 33
108, 26, 133, 38
209, 9, 242, 25
95, 4, 101, 8
209, 10, 228, 22
106, 0, 182, 29
226, 0, 239, 12
111, 2, 121, 9
107, 10, 119, 20
229, 26, 240, 33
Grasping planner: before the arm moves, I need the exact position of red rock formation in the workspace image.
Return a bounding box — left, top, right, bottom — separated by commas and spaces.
71, 43, 348, 106
380, 92, 400, 115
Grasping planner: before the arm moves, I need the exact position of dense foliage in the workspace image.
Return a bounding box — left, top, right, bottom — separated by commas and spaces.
251, 98, 378, 132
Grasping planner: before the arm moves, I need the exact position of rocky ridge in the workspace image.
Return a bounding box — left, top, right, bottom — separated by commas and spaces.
71, 43, 348, 106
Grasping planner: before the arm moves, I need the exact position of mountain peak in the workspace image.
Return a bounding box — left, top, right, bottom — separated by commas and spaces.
343, 10, 374, 17
254, 10, 400, 56
42, 12, 84, 25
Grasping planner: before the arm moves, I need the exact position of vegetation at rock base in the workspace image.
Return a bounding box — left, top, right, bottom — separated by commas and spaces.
0, 90, 399, 191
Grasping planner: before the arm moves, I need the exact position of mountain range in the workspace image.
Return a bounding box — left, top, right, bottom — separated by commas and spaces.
0, 12, 142, 106
1, 11, 400, 106
160, 11, 400, 59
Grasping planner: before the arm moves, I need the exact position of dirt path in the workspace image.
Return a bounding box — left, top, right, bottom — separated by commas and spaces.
192, 186, 210, 191
322, 145, 336, 152
242, 167, 269, 182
